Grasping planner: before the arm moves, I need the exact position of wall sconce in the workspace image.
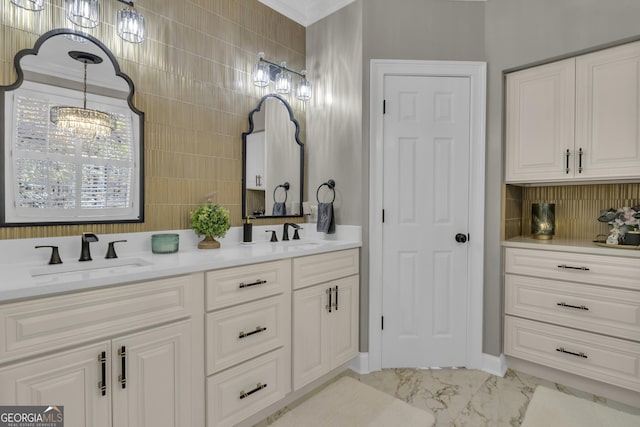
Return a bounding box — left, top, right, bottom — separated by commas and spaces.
252, 52, 313, 101
9, 0, 44, 11
12, 0, 145, 43
531, 203, 555, 240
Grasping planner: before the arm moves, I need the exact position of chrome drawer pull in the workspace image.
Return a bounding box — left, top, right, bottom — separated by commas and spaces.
557, 264, 590, 271
239, 382, 267, 399
557, 302, 589, 311
556, 347, 588, 359
239, 326, 267, 339
239, 279, 267, 289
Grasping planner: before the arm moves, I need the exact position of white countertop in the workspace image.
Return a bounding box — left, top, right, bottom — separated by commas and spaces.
0, 225, 362, 303
503, 236, 640, 258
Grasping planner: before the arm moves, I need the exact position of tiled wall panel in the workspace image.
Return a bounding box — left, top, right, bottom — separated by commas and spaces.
0, 0, 305, 239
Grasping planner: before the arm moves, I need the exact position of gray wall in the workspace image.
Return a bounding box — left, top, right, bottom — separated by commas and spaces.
307, 0, 640, 357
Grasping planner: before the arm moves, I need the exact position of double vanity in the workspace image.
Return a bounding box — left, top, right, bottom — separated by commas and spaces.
0, 226, 361, 427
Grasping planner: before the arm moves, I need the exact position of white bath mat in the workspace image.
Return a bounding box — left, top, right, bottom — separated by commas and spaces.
269, 376, 435, 427
521, 386, 640, 427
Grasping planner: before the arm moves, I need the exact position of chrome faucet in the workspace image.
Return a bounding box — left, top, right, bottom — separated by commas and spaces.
79, 232, 99, 261
282, 223, 302, 241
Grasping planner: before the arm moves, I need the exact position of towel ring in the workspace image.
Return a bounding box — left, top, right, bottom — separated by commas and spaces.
273, 182, 290, 203
316, 179, 336, 203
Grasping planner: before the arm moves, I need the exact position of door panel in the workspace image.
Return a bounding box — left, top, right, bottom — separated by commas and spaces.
382, 75, 470, 368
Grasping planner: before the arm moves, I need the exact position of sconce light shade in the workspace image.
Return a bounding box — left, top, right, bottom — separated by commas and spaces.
275, 62, 292, 94
296, 72, 312, 101
66, 0, 100, 29
253, 52, 270, 87
10, 0, 44, 11
531, 203, 555, 240
117, 7, 145, 43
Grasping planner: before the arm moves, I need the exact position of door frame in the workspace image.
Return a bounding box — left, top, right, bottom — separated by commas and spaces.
368, 59, 486, 372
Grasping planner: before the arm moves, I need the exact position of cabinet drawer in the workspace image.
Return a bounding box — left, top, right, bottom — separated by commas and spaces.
206, 259, 291, 311
206, 348, 291, 427
505, 274, 640, 341
504, 247, 640, 290
206, 294, 290, 375
505, 316, 640, 392
293, 248, 359, 290
0, 273, 201, 364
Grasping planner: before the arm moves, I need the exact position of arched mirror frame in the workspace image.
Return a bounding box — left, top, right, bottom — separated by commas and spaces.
0, 28, 145, 226
242, 93, 304, 219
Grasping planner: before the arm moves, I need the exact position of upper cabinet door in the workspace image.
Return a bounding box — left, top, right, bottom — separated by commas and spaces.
576, 41, 640, 179
505, 58, 576, 183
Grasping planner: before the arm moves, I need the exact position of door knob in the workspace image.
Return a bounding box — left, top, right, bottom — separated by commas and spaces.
455, 233, 468, 243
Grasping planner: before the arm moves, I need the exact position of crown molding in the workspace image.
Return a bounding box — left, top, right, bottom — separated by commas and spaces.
259, 0, 356, 27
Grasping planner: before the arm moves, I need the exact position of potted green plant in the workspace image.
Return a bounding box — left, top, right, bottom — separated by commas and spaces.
190, 203, 231, 249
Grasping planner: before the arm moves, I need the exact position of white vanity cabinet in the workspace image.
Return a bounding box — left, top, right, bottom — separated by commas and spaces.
0, 273, 205, 427
505, 41, 640, 183
292, 249, 359, 391
205, 259, 291, 427
245, 131, 266, 190
504, 247, 640, 392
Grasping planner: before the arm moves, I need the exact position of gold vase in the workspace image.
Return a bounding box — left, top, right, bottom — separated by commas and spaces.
198, 235, 220, 249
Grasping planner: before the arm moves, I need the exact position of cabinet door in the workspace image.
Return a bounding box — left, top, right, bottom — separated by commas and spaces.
292, 284, 330, 391
245, 131, 265, 190
112, 321, 193, 427
0, 341, 111, 427
505, 58, 575, 183
576, 41, 640, 179
329, 275, 359, 367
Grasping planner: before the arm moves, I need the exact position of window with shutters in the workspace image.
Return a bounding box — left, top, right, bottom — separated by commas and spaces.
3, 80, 141, 224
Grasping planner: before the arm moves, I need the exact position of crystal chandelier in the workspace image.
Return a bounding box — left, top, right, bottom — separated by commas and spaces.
50, 51, 115, 138
252, 53, 313, 101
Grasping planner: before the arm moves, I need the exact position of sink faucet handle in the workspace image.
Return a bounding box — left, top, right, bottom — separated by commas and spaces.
35, 245, 63, 265
106, 240, 127, 259
82, 232, 99, 242
266, 230, 278, 242
293, 227, 303, 240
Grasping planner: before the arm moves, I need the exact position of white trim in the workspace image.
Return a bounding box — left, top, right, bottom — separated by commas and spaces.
349, 352, 370, 375
258, 0, 356, 27
482, 353, 507, 377
368, 59, 487, 372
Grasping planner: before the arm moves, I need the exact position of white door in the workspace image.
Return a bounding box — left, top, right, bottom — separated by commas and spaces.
381, 74, 471, 368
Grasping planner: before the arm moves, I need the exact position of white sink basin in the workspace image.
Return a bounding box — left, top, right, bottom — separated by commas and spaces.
30, 257, 153, 278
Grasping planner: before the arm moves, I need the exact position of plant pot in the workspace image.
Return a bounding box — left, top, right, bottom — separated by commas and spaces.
623, 231, 640, 246
198, 235, 220, 249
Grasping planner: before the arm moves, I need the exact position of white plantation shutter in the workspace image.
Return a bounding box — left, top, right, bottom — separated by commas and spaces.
4, 81, 139, 223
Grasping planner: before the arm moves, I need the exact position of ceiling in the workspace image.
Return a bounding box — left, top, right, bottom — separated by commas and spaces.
258, 0, 356, 27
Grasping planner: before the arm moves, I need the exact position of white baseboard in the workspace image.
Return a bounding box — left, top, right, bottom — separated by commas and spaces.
349, 352, 370, 374
481, 353, 507, 377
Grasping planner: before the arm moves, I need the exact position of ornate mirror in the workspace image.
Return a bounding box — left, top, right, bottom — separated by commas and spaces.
1, 29, 144, 226
242, 94, 304, 218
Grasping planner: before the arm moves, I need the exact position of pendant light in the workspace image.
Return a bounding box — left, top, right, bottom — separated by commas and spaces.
252, 52, 270, 87
117, 1, 145, 43
50, 51, 115, 138
275, 62, 292, 94
252, 53, 312, 101
65, 0, 100, 29
296, 70, 312, 101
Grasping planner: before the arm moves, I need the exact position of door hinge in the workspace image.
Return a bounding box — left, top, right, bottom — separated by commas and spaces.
383, 100, 386, 114
381, 316, 384, 330
467, 233, 470, 242
382, 209, 385, 223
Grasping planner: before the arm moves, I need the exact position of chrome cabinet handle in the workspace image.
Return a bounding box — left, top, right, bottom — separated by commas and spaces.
326, 288, 332, 313
118, 346, 127, 389
565, 149, 571, 174
239, 326, 267, 339
239, 279, 267, 289
578, 147, 584, 173
556, 347, 588, 359
98, 351, 107, 396
557, 264, 590, 271
239, 383, 267, 399
557, 302, 589, 311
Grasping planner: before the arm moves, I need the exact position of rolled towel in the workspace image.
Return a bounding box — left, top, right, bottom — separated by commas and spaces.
272, 202, 286, 216
317, 202, 335, 234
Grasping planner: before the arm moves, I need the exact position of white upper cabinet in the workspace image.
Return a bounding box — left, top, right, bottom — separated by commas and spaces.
505, 41, 640, 184
575, 41, 640, 179
506, 58, 575, 183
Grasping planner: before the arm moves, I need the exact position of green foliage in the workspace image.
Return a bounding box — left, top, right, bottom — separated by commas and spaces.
190, 204, 231, 238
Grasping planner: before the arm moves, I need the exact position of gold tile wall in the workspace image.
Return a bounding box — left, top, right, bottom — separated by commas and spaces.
511, 183, 640, 241
503, 184, 523, 240
0, 0, 306, 239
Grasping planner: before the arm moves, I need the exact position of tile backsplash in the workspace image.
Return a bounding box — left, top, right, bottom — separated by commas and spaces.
505, 183, 640, 241
0, 0, 306, 239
